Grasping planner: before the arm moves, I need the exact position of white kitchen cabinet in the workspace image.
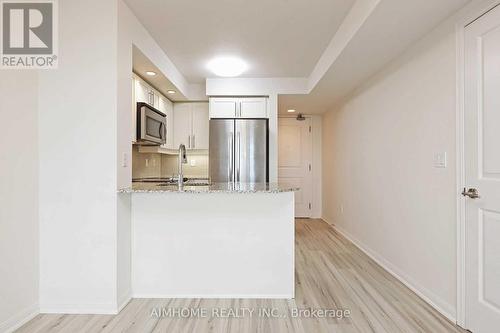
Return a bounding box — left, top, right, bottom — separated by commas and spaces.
209, 97, 267, 119
134, 79, 149, 104
134, 78, 157, 107
173, 103, 192, 149
209, 98, 239, 118
191, 103, 209, 149
240, 97, 267, 118
158, 96, 175, 149
173, 102, 209, 150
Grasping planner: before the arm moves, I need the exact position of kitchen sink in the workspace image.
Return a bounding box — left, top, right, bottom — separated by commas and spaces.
157, 181, 210, 187
132, 177, 210, 187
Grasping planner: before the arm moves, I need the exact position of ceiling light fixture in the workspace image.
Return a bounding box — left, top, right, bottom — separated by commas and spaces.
207, 56, 248, 77
145, 71, 157, 76
287, 109, 296, 113
166, 90, 176, 94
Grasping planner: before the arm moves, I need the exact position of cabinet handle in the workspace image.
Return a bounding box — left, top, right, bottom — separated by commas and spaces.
148, 91, 154, 106
188, 135, 191, 149
192, 135, 195, 148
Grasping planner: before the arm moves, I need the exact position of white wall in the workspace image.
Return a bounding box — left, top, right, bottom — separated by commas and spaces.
322, 20, 458, 319
116, 2, 134, 307
0, 71, 39, 332
38, 0, 119, 313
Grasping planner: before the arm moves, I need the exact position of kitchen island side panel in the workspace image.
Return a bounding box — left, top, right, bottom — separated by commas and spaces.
131, 192, 294, 298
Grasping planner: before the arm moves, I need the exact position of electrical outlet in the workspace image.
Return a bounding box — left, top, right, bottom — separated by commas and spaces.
340, 204, 344, 214
190, 159, 196, 167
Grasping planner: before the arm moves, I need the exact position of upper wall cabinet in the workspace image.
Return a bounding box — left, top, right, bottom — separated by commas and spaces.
135, 78, 158, 108
157, 96, 175, 149
209, 97, 267, 119
191, 103, 210, 150
173, 102, 209, 150
240, 98, 268, 118
209, 98, 239, 118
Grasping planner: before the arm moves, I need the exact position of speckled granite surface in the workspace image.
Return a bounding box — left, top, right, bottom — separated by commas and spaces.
118, 182, 298, 194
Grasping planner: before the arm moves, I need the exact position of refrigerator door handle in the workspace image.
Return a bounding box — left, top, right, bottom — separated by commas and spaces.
236, 131, 241, 182
228, 133, 233, 183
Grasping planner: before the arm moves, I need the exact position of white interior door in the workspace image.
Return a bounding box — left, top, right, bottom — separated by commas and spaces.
278, 117, 312, 218
464, 5, 500, 332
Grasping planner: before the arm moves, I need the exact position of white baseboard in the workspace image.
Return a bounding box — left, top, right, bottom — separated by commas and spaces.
39, 303, 118, 315
0, 303, 39, 333
322, 217, 457, 323
132, 294, 294, 299
117, 291, 132, 312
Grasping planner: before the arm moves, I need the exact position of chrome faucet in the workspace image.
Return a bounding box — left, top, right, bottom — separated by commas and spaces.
178, 144, 187, 187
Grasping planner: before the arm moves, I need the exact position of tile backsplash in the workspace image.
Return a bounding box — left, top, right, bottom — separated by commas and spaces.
161, 154, 209, 178
132, 146, 209, 179
132, 146, 162, 179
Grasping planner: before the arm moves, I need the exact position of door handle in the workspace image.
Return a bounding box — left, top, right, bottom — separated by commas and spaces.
462, 188, 480, 199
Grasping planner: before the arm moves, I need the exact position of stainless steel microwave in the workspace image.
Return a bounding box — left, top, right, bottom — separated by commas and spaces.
136, 102, 167, 145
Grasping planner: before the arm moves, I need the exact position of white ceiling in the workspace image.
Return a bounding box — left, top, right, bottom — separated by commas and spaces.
123, 0, 356, 83
125, 0, 471, 114
278, 0, 471, 114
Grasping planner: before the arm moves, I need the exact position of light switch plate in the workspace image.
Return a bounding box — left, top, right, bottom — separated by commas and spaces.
434, 152, 447, 168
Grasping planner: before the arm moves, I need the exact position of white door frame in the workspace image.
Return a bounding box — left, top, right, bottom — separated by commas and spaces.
455, 0, 500, 327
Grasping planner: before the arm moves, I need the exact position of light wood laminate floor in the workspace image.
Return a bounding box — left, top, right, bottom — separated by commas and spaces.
17, 219, 466, 333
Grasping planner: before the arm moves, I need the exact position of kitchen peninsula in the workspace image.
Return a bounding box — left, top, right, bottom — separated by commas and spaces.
128, 65, 296, 299
119, 182, 296, 298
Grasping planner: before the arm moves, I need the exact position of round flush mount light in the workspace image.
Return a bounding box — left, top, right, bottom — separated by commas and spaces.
145, 71, 157, 76
207, 57, 248, 77
287, 109, 296, 113
166, 90, 176, 94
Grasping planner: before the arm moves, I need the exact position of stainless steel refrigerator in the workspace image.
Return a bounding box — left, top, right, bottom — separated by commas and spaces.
209, 119, 268, 183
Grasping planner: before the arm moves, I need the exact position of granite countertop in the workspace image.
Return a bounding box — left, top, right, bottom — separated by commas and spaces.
118, 182, 299, 194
